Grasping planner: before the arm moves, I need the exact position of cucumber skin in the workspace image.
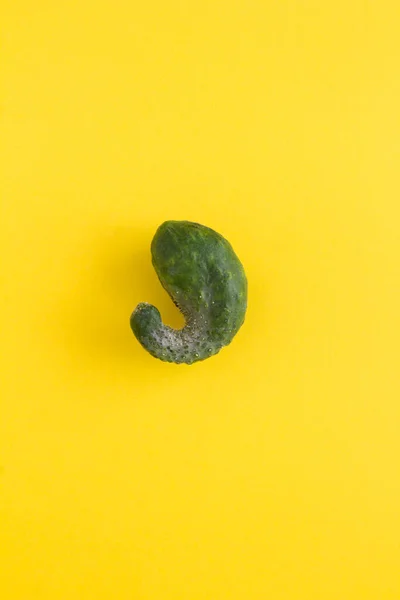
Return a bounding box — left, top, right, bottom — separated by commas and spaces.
130, 220, 247, 364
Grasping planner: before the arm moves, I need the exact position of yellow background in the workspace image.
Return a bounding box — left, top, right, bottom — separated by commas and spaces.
2, 1, 400, 598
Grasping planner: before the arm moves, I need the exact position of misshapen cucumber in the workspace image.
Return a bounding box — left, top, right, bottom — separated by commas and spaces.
131, 221, 247, 364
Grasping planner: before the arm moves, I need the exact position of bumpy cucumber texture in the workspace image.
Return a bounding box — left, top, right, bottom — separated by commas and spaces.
130, 220, 247, 364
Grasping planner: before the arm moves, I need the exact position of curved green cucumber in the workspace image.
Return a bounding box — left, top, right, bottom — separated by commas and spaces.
130, 220, 247, 364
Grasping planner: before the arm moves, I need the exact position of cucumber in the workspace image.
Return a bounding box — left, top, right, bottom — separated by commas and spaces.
130, 220, 247, 364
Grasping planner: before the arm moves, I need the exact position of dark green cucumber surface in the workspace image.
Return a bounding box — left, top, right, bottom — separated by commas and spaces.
130, 220, 247, 364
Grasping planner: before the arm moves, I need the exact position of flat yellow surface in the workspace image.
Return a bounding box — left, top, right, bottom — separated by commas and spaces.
1, 1, 400, 598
